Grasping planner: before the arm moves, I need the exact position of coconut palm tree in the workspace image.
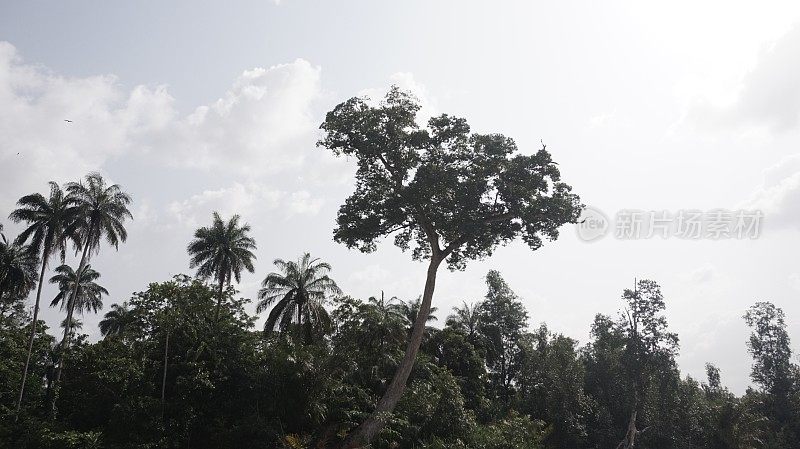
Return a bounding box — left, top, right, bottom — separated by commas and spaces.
50, 173, 132, 411
0, 233, 38, 308
60, 316, 83, 334
99, 302, 136, 338
187, 212, 256, 320
49, 264, 107, 318
400, 296, 438, 340
366, 292, 408, 355
257, 253, 341, 344
401, 296, 438, 326
58, 174, 131, 342
446, 300, 483, 344
368, 291, 406, 326
9, 181, 81, 416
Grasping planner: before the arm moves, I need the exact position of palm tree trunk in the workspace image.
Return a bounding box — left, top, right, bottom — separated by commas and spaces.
342, 255, 443, 448
161, 329, 170, 421
214, 277, 224, 321
297, 303, 302, 342
303, 306, 312, 345
14, 253, 49, 420
49, 236, 91, 417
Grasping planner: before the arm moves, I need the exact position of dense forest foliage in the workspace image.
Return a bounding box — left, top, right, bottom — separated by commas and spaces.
1, 89, 799, 448
1, 258, 798, 448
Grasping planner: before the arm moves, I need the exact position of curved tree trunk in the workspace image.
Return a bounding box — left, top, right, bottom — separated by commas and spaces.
14, 255, 48, 420
341, 255, 442, 448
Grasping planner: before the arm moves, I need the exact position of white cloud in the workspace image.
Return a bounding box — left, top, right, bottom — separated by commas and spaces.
168, 182, 283, 228
348, 264, 390, 284
788, 273, 800, 292
0, 41, 323, 209
154, 59, 322, 174
588, 111, 616, 129
587, 109, 633, 131
167, 182, 324, 229
742, 155, 800, 229
686, 263, 716, 284
684, 25, 800, 133
287, 190, 324, 216
0, 42, 145, 205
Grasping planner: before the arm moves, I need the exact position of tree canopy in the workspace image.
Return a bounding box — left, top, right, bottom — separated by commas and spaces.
318, 87, 583, 269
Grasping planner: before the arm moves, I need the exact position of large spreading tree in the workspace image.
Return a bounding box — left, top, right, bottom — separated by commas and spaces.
744, 301, 798, 438
318, 87, 583, 447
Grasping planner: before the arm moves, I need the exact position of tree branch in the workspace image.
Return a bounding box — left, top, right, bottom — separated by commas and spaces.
380, 222, 414, 235
374, 152, 442, 257
442, 234, 469, 258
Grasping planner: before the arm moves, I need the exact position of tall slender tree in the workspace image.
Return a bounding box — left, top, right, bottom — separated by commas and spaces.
50, 173, 132, 412
477, 270, 529, 405
744, 302, 795, 428
318, 87, 582, 446
616, 279, 679, 449
257, 252, 341, 344
9, 181, 80, 417
187, 212, 256, 320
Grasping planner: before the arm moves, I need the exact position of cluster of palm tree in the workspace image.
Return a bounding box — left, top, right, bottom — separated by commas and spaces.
184, 212, 342, 344
183, 212, 449, 349
2, 174, 132, 418
6, 180, 346, 418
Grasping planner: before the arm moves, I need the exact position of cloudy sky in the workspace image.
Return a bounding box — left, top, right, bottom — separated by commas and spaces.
2, 0, 800, 393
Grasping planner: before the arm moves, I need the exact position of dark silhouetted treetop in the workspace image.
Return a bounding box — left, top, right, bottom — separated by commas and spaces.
99, 302, 136, 338
621, 279, 679, 360
49, 264, 107, 315
0, 234, 38, 301
66, 173, 133, 255
187, 212, 257, 286
744, 301, 792, 394
188, 211, 256, 320
9, 181, 81, 265
257, 252, 341, 344
318, 87, 583, 270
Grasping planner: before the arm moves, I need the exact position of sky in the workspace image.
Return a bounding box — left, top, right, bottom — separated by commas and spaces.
1, 0, 800, 394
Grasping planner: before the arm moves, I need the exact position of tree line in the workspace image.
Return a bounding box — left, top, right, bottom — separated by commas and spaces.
0, 88, 798, 448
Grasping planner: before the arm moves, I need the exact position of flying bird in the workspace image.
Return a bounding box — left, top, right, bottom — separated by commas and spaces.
64, 119, 73, 123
